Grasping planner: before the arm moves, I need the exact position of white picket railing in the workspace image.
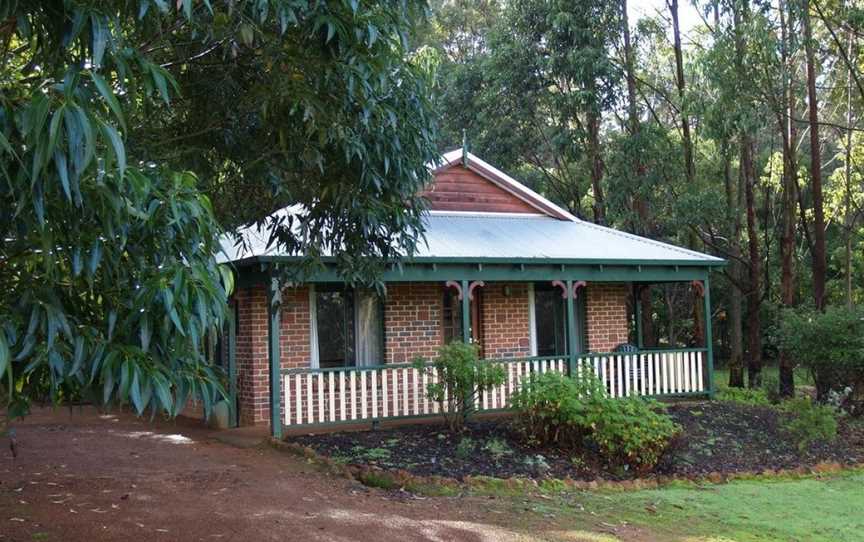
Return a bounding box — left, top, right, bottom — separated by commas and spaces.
281, 349, 706, 427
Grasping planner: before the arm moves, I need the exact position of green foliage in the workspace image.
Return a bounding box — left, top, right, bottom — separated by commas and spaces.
414, 342, 506, 432
511, 371, 680, 473
591, 396, 681, 474
482, 437, 513, 461
509, 368, 607, 448
1, 1, 436, 420
716, 387, 773, 407
779, 306, 864, 412
455, 436, 475, 459
781, 398, 839, 451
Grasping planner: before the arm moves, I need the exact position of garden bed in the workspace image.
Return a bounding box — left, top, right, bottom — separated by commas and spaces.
290, 401, 864, 481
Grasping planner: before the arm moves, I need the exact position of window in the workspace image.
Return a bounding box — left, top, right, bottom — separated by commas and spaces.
442, 286, 483, 354
442, 287, 462, 344
311, 286, 383, 368
529, 283, 584, 356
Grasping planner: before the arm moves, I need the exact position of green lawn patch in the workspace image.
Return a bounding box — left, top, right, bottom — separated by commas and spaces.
533, 469, 864, 541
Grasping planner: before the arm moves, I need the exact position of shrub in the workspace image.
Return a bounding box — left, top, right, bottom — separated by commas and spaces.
782, 398, 838, 451
455, 436, 475, 459
414, 342, 506, 432
509, 369, 606, 447
590, 397, 681, 474
779, 306, 864, 414
511, 370, 680, 473
482, 437, 513, 460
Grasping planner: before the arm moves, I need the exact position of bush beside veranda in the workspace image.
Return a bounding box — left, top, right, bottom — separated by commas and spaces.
414, 342, 506, 432
779, 306, 864, 415
510, 370, 680, 473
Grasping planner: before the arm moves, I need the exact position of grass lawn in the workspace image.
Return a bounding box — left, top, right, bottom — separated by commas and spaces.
507, 469, 864, 541
713, 365, 813, 390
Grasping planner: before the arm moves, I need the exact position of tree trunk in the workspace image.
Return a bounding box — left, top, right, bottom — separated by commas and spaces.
804, 0, 827, 311
743, 137, 763, 389
622, 0, 639, 137
844, 29, 855, 309
669, 0, 694, 185
640, 286, 657, 348
587, 105, 606, 226
731, 0, 762, 387
723, 142, 745, 388
778, 0, 797, 398
669, 0, 705, 348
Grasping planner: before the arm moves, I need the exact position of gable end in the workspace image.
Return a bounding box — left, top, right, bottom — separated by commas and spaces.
421, 165, 541, 214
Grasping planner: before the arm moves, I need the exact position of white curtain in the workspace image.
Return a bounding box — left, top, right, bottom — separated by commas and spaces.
354, 290, 383, 367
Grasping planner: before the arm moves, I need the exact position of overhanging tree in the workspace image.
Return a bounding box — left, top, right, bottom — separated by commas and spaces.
0, 0, 437, 421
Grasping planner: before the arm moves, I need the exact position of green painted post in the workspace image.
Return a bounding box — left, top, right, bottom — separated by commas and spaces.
703, 275, 715, 399
267, 274, 283, 439
228, 304, 238, 428
461, 279, 471, 344
565, 280, 577, 377
634, 284, 644, 348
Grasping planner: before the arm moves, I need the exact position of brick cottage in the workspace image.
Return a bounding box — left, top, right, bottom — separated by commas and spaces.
217, 149, 724, 435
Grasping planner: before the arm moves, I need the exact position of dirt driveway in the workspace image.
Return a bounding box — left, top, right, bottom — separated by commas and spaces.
0, 408, 604, 542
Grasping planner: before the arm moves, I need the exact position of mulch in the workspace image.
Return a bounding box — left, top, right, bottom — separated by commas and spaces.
291, 401, 864, 482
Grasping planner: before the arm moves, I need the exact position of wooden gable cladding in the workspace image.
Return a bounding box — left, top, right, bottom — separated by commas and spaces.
421, 165, 542, 214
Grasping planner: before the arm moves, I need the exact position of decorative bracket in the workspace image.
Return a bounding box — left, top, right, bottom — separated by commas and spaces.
445, 280, 463, 300
572, 280, 587, 298
552, 280, 568, 299
468, 280, 485, 300
552, 280, 587, 299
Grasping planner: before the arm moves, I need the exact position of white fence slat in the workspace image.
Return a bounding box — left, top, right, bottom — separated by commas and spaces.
317, 373, 325, 423
382, 369, 389, 417
616, 355, 623, 398
328, 373, 335, 422
372, 370, 378, 418
306, 373, 313, 424
392, 368, 399, 415
696, 351, 704, 391
624, 355, 631, 397
294, 374, 302, 425
683, 353, 691, 393
282, 375, 291, 425
338, 371, 345, 421
360, 371, 368, 420
349, 371, 357, 420
402, 368, 409, 417
500, 370, 507, 407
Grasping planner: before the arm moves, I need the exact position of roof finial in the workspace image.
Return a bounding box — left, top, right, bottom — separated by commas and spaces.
462, 129, 469, 167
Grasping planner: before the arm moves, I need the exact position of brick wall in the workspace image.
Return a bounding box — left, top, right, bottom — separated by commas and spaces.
235, 285, 269, 425
279, 286, 311, 369
383, 282, 443, 363
480, 283, 531, 359
585, 283, 630, 352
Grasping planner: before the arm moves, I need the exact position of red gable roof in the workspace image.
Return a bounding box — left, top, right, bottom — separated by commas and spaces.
422, 149, 576, 221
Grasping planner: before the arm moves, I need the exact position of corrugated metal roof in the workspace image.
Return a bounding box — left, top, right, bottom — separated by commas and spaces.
220, 211, 723, 266
416, 213, 721, 263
